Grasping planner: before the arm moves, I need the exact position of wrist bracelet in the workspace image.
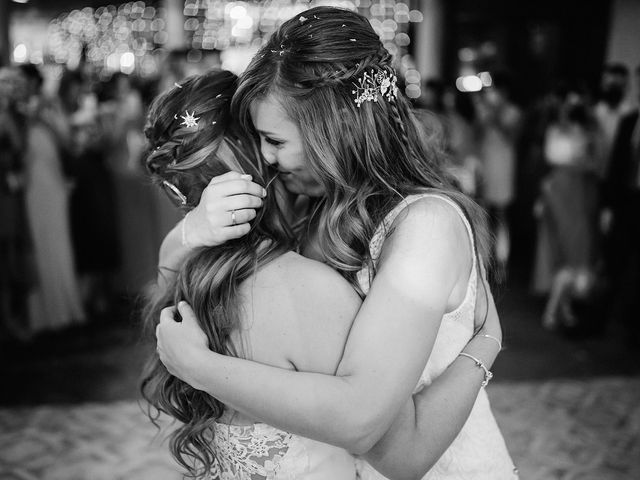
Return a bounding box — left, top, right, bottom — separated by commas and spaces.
181, 211, 192, 248
478, 333, 502, 351
458, 352, 494, 387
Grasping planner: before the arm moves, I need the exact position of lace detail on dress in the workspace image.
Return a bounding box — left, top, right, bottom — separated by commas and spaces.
207, 421, 357, 480
209, 423, 293, 480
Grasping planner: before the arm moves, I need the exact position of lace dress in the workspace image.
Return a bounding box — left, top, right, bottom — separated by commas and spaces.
207, 420, 356, 480
355, 193, 519, 480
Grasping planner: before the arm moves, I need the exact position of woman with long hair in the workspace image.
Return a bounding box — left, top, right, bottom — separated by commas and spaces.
141, 69, 361, 478
152, 7, 516, 479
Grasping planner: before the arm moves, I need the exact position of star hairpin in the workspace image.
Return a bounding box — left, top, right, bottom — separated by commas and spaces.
179, 110, 200, 128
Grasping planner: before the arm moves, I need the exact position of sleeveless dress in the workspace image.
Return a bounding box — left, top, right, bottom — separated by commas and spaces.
355, 193, 518, 480
207, 419, 357, 479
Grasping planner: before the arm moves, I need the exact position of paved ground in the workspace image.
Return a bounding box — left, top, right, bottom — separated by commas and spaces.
0, 377, 638, 480
1, 276, 639, 478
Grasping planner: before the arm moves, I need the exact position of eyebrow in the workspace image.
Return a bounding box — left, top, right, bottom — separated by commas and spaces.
256, 128, 284, 139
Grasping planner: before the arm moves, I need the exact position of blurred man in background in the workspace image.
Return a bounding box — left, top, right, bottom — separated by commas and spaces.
604, 64, 640, 346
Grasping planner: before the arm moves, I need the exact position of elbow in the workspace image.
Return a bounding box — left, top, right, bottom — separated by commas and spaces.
405, 472, 430, 480
347, 433, 379, 456
402, 450, 440, 480
410, 461, 437, 480
342, 414, 389, 455
381, 456, 439, 480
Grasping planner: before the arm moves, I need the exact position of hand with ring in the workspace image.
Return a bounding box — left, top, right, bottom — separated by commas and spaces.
182, 171, 266, 247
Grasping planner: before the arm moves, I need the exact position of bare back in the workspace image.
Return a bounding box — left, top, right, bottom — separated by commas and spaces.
222, 251, 361, 424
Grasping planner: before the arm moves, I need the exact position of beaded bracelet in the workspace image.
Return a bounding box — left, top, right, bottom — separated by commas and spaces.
458, 352, 494, 387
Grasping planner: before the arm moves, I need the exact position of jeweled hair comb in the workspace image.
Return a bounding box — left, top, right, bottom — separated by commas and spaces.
352, 68, 398, 107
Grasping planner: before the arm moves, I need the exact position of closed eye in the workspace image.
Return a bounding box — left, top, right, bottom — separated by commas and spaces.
264, 136, 283, 147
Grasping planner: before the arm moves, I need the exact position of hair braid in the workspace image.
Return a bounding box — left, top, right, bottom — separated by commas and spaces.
389, 99, 409, 146
296, 48, 393, 90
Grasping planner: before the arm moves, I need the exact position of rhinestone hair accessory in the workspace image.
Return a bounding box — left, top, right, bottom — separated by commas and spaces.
352, 68, 398, 107
179, 110, 200, 128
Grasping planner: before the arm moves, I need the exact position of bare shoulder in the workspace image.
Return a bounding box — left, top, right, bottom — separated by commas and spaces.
385, 195, 472, 263
377, 195, 473, 310
239, 252, 361, 374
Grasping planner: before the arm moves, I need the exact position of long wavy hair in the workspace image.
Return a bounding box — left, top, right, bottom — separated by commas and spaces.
233, 6, 494, 296
139, 70, 295, 477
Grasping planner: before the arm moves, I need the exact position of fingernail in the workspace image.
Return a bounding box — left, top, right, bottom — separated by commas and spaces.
241, 174, 252, 180
262, 188, 267, 197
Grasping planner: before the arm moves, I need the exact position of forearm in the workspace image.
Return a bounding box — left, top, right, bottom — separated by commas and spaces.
157, 219, 191, 289
364, 336, 500, 479
189, 350, 392, 453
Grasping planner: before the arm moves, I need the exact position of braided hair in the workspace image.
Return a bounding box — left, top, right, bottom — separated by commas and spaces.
233, 6, 493, 294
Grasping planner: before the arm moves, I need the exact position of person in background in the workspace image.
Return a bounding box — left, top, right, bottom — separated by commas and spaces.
23, 67, 86, 334
603, 64, 640, 347
475, 71, 523, 276
594, 63, 633, 180
532, 85, 604, 332
0, 68, 32, 341
442, 88, 481, 198
68, 75, 120, 317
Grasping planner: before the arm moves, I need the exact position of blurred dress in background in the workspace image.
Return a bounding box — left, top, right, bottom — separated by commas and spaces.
24, 102, 86, 332
532, 96, 602, 329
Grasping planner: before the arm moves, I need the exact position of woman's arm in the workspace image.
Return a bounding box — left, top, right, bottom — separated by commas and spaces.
157, 199, 478, 453
362, 273, 502, 479
156, 171, 265, 288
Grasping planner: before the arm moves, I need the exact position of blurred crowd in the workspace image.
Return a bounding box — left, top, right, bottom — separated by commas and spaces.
0, 53, 209, 341
418, 64, 640, 344
1, 57, 639, 346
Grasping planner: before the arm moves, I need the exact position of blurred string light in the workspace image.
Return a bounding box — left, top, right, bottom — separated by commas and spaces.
456, 42, 497, 93
45, 0, 422, 81
456, 74, 483, 93
478, 71, 492, 87
12, 44, 28, 63
47, 2, 165, 78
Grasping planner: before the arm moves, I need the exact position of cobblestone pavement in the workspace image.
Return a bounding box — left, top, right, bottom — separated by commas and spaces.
1, 377, 638, 480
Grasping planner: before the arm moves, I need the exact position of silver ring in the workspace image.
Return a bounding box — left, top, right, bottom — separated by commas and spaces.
231, 210, 237, 226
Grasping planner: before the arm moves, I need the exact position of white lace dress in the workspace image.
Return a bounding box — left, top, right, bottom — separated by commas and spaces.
355, 193, 519, 480
207, 421, 356, 479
